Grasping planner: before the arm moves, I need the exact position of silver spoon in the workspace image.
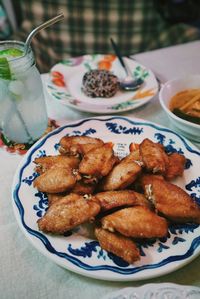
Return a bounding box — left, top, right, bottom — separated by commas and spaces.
110, 38, 144, 91
25, 13, 64, 54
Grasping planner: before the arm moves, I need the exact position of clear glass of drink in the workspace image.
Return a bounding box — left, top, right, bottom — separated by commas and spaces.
0, 40, 48, 144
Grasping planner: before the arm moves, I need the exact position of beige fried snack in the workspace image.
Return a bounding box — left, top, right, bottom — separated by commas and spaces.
95, 227, 140, 264
165, 152, 186, 180
95, 190, 149, 211
139, 138, 169, 174
99, 151, 142, 191
59, 136, 104, 156
102, 206, 168, 238
79, 143, 118, 180
143, 175, 200, 224
33, 166, 77, 193
34, 155, 80, 174
38, 193, 100, 234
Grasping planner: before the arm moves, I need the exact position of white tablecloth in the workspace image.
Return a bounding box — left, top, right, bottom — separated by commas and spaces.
1, 41, 200, 299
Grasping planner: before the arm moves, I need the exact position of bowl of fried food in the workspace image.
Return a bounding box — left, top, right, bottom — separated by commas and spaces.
159, 74, 200, 142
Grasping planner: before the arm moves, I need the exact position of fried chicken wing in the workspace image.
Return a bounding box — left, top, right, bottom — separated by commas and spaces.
38, 193, 100, 234
95, 227, 140, 264
33, 166, 76, 193
78, 143, 118, 180
34, 155, 80, 174
139, 138, 169, 174
99, 152, 142, 191
164, 152, 186, 180
59, 136, 104, 156
95, 190, 149, 211
101, 206, 168, 238
143, 176, 200, 224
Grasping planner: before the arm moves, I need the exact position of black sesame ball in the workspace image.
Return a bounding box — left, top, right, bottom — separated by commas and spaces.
82, 69, 119, 98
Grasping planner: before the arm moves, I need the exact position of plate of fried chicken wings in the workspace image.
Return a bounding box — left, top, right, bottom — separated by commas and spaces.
12, 116, 200, 281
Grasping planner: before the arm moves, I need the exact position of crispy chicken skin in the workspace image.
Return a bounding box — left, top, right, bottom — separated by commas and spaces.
140, 174, 164, 186
129, 149, 141, 163
78, 143, 118, 179
33, 166, 76, 193
139, 138, 169, 174
143, 176, 200, 224
95, 190, 149, 211
47, 184, 95, 207
59, 136, 104, 156
101, 206, 168, 238
34, 155, 80, 174
122, 149, 142, 164
71, 180, 96, 195
95, 227, 140, 264
164, 152, 186, 180
38, 193, 100, 234
99, 152, 142, 191
47, 192, 68, 206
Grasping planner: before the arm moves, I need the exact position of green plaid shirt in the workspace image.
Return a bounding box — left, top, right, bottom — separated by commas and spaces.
13, 0, 200, 72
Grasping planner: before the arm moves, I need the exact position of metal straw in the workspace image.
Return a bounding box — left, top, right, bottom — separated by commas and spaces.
17, 13, 64, 142
25, 13, 64, 53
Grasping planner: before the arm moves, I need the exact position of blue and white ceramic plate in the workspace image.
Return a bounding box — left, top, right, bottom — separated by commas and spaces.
46, 54, 159, 114
101, 283, 200, 299
12, 116, 200, 281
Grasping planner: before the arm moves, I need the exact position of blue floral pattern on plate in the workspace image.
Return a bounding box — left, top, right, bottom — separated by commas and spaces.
12, 116, 200, 281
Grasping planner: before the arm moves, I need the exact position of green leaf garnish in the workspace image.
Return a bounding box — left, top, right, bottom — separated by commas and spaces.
0, 57, 11, 80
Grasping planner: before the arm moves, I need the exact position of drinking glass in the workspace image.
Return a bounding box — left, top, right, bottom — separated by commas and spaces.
0, 40, 48, 144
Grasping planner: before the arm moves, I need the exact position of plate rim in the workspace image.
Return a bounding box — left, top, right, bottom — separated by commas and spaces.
101, 283, 200, 298
45, 54, 159, 114
12, 115, 200, 281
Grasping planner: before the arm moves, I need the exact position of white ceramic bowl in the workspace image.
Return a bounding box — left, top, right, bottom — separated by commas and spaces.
159, 74, 200, 143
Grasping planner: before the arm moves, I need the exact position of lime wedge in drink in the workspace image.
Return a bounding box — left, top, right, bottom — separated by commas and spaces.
0, 48, 23, 80
0, 57, 11, 80
0, 48, 23, 58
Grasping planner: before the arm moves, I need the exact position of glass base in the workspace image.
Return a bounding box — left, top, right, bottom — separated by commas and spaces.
1, 131, 36, 149
0, 119, 59, 155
